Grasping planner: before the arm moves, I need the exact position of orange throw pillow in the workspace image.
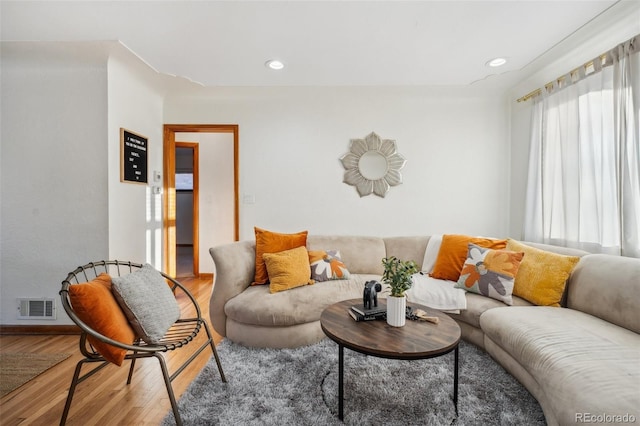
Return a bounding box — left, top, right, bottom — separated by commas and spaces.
252, 227, 308, 285
68, 273, 136, 366
430, 234, 507, 281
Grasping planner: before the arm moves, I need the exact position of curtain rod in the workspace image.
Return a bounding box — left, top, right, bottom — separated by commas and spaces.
516, 33, 638, 103
516, 54, 607, 103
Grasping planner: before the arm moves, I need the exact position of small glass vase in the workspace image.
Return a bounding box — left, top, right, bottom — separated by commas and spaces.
386, 295, 406, 327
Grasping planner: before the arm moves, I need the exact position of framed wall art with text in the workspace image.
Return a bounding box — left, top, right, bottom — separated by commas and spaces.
120, 128, 148, 184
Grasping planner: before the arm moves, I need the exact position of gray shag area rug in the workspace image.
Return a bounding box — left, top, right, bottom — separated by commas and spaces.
163, 338, 545, 425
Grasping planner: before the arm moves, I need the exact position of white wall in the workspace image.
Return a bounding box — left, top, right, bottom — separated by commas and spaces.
107, 50, 165, 268
0, 46, 109, 324
507, 2, 640, 237
0, 43, 165, 325
175, 132, 235, 273
165, 86, 511, 241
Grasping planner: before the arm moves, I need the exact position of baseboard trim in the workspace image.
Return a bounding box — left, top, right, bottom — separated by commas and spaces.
0, 324, 81, 335
200, 273, 214, 280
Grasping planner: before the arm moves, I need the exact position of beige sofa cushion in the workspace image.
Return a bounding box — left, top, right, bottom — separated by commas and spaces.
449, 293, 532, 329
518, 241, 590, 257
481, 306, 640, 425
383, 236, 430, 270
225, 274, 381, 327
307, 236, 386, 275
568, 254, 640, 334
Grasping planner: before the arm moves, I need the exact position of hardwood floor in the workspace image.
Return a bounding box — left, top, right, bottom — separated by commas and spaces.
0, 276, 222, 426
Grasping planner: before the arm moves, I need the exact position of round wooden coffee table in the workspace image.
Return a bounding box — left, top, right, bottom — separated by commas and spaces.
320, 299, 461, 420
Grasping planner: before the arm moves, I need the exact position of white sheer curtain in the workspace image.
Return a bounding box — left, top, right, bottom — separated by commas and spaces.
524, 35, 640, 257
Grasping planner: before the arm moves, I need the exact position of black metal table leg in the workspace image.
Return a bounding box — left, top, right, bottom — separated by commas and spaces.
339, 344, 344, 421
454, 345, 459, 415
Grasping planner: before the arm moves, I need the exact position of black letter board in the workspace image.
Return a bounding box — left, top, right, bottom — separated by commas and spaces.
120, 128, 148, 184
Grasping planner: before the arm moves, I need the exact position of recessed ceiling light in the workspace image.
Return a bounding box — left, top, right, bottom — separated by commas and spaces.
486, 57, 507, 67
265, 59, 284, 70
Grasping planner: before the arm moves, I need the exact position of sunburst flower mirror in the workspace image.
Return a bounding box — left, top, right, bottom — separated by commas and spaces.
340, 132, 407, 198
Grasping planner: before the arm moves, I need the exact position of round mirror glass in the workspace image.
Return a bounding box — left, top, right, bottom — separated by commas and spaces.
358, 151, 388, 180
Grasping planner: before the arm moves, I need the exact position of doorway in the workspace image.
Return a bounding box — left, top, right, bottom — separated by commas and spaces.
175, 142, 199, 277
163, 124, 239, 278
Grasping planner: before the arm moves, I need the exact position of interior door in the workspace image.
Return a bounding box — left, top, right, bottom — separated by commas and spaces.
163, 124, 239, 278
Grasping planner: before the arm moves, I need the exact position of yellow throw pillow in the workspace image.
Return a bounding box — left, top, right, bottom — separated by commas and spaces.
263, 246, 315, 293
430, 234, 507, 281
252, 227, 308, 286
507, 239, 581, 307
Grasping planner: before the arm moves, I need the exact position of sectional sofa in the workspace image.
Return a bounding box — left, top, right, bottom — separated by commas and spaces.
209, 234, 640, 426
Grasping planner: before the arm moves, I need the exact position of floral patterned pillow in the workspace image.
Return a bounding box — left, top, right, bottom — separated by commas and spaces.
455, 243, 524, 305
308, 250, 351, 282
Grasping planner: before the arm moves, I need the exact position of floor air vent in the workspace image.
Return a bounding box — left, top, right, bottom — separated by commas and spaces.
18, 298, 56, 319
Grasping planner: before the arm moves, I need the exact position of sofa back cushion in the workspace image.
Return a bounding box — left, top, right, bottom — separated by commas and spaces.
307, 235, 386, 275
567, 254, 640, 334
518, 241, 590, 257
383, 236, 430, 271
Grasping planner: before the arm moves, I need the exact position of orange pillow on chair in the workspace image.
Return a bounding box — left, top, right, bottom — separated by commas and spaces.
430, 234, 507, 281
252, 227, 308, 285
68, 273, 136, 366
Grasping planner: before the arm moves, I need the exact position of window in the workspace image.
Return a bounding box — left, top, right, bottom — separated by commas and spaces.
524, 37, 639, 257
175, 173, 193, 191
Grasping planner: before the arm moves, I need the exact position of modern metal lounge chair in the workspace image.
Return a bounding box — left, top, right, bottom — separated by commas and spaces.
59, 260, 226, 425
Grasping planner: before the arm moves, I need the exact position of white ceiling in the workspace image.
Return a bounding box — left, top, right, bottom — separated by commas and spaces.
0, 1, 623, 89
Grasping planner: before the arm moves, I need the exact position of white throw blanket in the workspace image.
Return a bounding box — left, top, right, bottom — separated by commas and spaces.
406, 273, 467, 313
